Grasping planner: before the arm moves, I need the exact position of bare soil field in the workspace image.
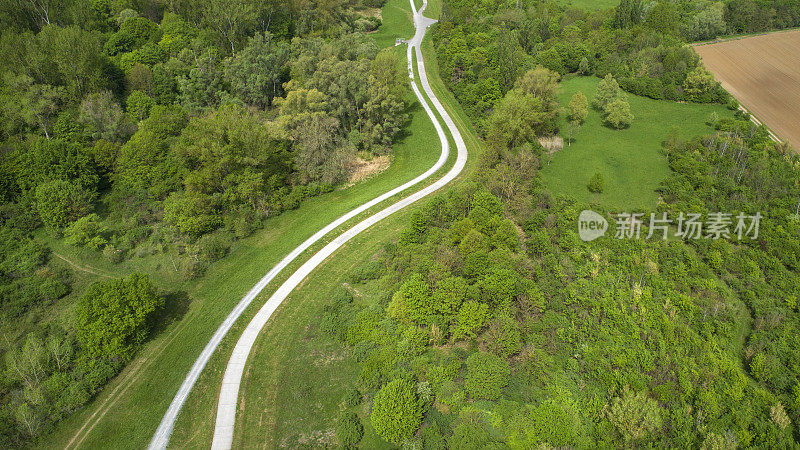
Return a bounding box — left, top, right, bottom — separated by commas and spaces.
694, 29, 800, 150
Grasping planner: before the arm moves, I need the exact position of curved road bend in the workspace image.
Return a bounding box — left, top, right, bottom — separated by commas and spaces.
148, 0, 464, 448
209, 2, 465, 448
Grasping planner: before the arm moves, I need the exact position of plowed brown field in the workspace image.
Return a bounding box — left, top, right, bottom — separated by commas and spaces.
694, 29, 800, 150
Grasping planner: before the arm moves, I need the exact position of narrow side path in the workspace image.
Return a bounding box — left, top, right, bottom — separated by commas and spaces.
148, 2, 459, 448
208, 0, 467, 447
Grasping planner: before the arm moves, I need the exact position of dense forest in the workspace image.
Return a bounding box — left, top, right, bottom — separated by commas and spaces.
316, 0, 800, 448
326, 88, 800, 447
0, 0, 410, 445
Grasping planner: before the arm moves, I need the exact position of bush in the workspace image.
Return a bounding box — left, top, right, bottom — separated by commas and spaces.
593, 74, 624, 110
102, 244, 125, 263
194, 232, 232, 263
343, 387, 362, 407
337, 411, 364, 448
451, 300, 489, 340
464, 351, 511, 400
126, 90, 154, 121
75, 274, 163, 365
370, 379, 422, 444
588, 173, 605, 193
64, 214, 108, 250
482, 313, 522, 357
36, 179, 94, 231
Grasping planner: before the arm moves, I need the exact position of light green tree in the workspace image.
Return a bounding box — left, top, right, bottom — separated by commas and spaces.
452, 300, 489, 339
76, 274, 163, 364
684, 67, 718, 102
568, 92, 589, 124
603, 98, 633, 129
592, 74, 623, 110
370, 379, 422, 444
64, 213, 108, 249
35, 179, 94, 230
604, 385, 663, 443
126, 90, 154, 122
465, 351, 511, 400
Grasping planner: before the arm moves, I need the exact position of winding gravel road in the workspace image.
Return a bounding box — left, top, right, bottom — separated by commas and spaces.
148, 1, 466, 448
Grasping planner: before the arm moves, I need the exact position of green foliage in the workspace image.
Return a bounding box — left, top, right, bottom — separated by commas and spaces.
224, 32, 290, 108
603, 97, 633, 129
613, 0, 644, 28
78, 90, 131, 142
587, 172, 605, 193
388, 273, 433, 325
605, 385, 663, 442
485, 68, 561, 150
464, 351, 511, 400
35, 179, 94, 231
75, 273, 163, 364
163, 191, 222, 237
370, 379, 422, 444
482, 313, 521, 357
336, 411, 363, 448
567, 91, 588, 124
126, 90, 154, 122
64, 213, 108, 250
16, 138, 99, 192
683, 67, 724, 103
451, 300, 489, 340
432, 276, 469, 316
593, 74, 624, 111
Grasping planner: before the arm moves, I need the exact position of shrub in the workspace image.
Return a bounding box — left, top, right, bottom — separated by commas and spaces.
588, 173, 605, 193
343, 387, 362, 407
451, 300, 489, 340
64, 214, 108, 250
336, 411, 364, 448
126, 90, 154, 121
482, 313, 522, 357
36, 179, 94, 231
604, 385, 663, 442
464, 351, 511, 400
370, 379, 422, 444
75, 273, 163, 365
593, 74, 624, 110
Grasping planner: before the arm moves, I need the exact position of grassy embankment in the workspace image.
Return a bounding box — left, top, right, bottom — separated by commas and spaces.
37, 1, 460, 448
541, 76, 733, 210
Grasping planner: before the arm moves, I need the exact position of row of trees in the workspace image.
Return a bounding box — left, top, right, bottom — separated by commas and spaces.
432, 0, 730, 129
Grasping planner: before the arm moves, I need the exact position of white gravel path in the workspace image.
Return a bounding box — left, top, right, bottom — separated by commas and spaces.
148, 0, 465, 448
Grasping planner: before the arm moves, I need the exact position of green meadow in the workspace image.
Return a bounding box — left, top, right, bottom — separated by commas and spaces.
541, 76, 732, 210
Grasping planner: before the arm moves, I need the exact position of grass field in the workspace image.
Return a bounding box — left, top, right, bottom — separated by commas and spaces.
694, 29, 800, 150
371, 0, 415, 48
540, 76, 732, 210
36, 5, 451, 449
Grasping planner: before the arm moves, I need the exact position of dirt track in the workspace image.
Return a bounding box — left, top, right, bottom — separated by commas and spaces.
694, 29, 800, 151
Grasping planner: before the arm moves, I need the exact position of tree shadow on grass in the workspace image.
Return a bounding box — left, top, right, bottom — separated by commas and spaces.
391, 97, 425, 145
152, 290, 191, 335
